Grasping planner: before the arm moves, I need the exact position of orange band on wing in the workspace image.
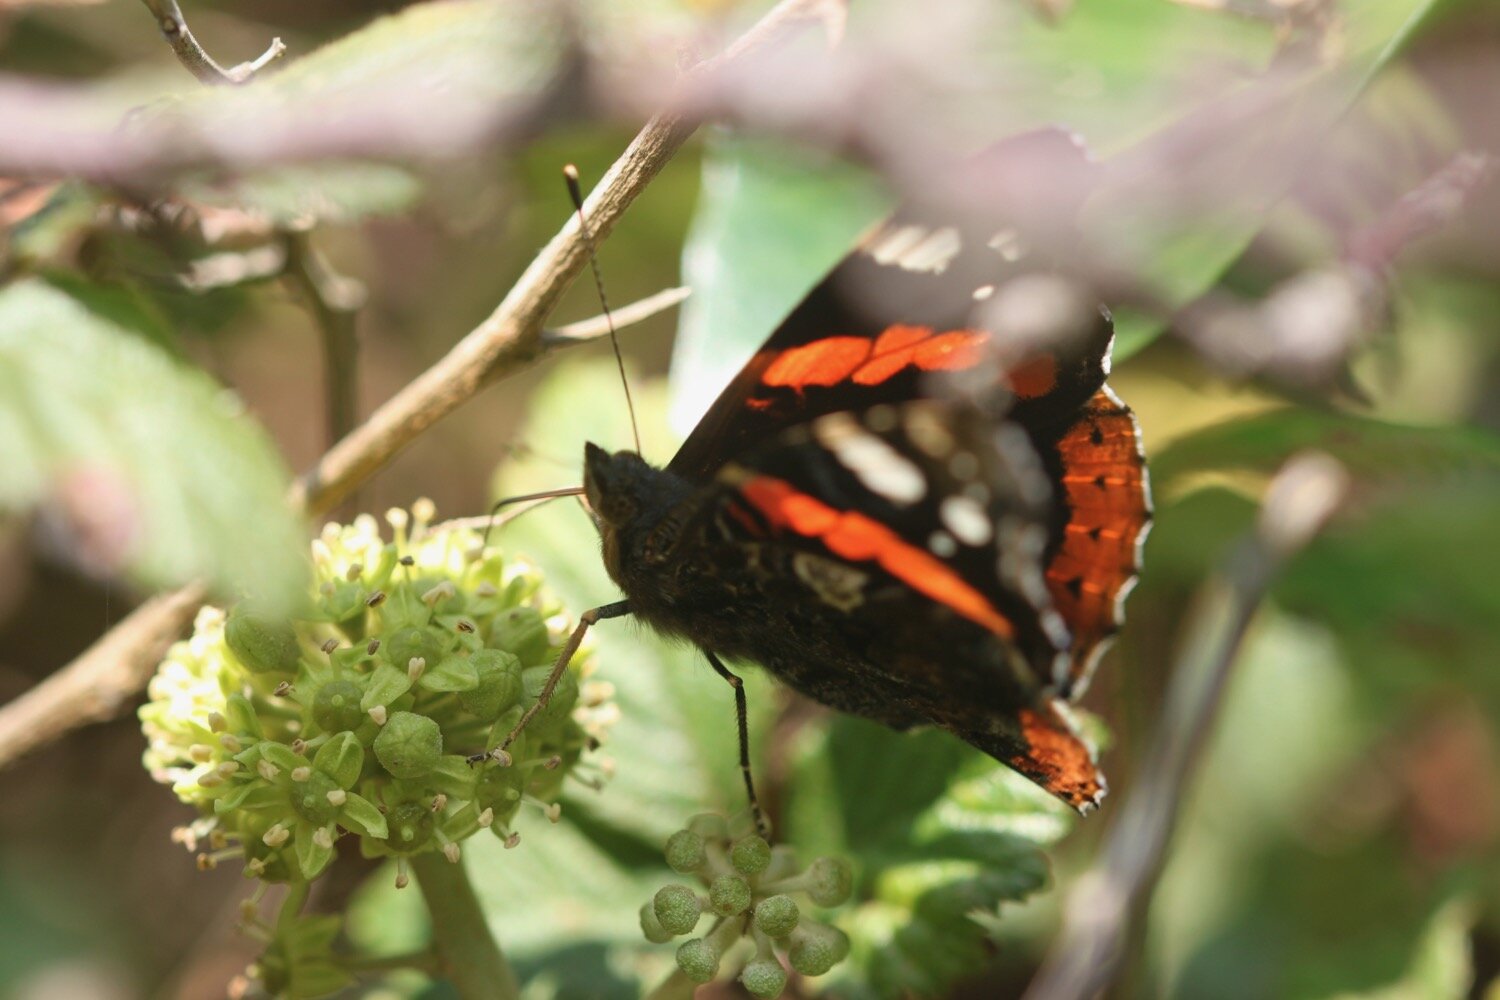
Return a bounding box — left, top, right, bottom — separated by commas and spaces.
1045, 388, 1151, 692
1007, 354, 1057, 399
760, 325, 1059, 400
1011, 705, 1104, 811
739, 475, 1014, 640
761, 325, 991, 390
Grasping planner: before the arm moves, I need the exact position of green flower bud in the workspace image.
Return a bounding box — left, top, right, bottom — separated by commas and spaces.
754, 894, 800, 938
225, 607, 301, 674
373, 711, 443, 779
312, 679, 365, 733
806, 857, 853, 907
664, 829, 707, 874
731, 834, 772, 876
459, 649, 523, 719
675, 938, 720, 984
708, 874, 752, 917
488, 606, 550, 664
639, 902, 675, 944
386, 801, 434, 852
474, 764, 524, 814
653, 884, 703, 936
788, 923, 849, 977
383, 626, 445, 674
142, 501, 608, 886
740, 958, 789, 999
289, 770, 341, 826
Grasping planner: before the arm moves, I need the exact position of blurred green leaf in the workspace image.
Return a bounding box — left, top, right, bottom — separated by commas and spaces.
1151, 407, 1500, 497
0, 276, 305, 603
1152, 409, 1500, 705
668, 135, 891, 433
1331, 898, 1476, 999
669, 0, 1443, 395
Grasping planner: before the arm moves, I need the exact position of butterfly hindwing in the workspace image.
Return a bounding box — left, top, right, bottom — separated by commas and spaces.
1031, 388, 1152, 696
691, 401, 1105, 809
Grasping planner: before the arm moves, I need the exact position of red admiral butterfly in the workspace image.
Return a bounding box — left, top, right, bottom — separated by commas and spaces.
490, 134, 1151, 818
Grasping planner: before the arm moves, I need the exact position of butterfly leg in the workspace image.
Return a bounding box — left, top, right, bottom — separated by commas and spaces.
469, 600, 631, 765
704, 650, 771, 839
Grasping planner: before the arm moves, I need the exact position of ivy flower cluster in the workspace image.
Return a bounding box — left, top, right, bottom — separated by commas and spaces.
642, 814, 854, 998
140, 501, 614, 889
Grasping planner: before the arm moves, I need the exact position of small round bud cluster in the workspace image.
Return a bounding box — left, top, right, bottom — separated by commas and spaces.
639, 814, 854, 998
140, 501, 613, 889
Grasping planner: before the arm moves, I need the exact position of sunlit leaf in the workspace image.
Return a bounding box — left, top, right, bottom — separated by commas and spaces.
669, 135, 891, 434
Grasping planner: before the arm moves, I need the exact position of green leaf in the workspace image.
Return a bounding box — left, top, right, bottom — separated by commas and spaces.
668, 135, 891, 433
1056, 0, 1443, 358
668, 0, 1443, 399
0, 277, 305, 603
785, 719, 1072, 1000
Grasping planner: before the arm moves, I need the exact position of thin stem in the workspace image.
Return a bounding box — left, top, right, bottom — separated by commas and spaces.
642, 966, 698, 1000
283, 231, 366, 449
542, 285, 690, 346
138, 0, 286, 86
411, 852, 518, 1000
1022, 453, 1350, 1000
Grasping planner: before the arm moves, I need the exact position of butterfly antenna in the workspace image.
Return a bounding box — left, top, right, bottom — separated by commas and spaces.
480, 486, 585, 549
565, 163, 642, 455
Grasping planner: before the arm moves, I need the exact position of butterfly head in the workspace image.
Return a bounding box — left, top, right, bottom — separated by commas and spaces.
583, 442, 643, 524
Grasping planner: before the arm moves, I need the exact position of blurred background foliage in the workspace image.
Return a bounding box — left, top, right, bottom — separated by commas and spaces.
0, 0, 1498, 998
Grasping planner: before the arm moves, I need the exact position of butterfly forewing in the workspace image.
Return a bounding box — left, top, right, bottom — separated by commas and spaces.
670, 130, 1112, 486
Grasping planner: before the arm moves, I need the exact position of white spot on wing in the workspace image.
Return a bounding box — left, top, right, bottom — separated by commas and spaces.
941, 495, 992, 545
973, 284, 995, 301
863, 223, 962, 274
989, 227, 1026, 262
903, 404, 955, 458
929, 531, 958, 558
814, 413, 926, 506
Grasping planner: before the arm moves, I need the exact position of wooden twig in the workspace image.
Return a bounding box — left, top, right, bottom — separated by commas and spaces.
283, 231, 367, 449
0, 583, 208, 767
543, 285, 690, 346
1022, 453, 1351, 1000
139, 0, 286, 86
0, 0, 837, 771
